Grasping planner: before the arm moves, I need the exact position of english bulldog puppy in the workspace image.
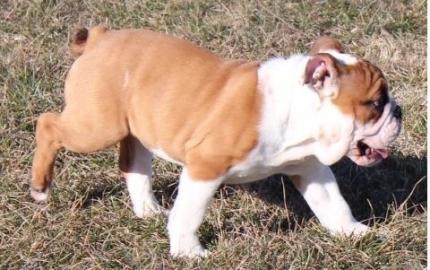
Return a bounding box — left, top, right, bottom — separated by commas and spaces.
30, 26, 402, 258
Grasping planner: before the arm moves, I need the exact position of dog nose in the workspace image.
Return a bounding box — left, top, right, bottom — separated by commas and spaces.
393, 105, 402, 119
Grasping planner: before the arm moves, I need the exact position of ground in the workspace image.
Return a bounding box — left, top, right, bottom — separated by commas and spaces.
0, 0, 426, 269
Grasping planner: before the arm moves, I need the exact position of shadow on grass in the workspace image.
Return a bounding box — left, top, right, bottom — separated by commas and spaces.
77, 154, 426, 241
242, 154, 427, 230
80, 183, 124, 208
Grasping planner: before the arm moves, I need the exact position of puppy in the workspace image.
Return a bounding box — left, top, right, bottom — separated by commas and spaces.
30, 26, 402, 257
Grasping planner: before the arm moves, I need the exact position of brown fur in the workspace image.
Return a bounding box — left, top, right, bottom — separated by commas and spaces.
334, 60, 387, 123
31, 26, 261, 192
310, 37, 387, 124
310, 36, 344, 55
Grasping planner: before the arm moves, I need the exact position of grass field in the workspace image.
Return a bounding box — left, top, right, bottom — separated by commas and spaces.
0, 0, 427, 269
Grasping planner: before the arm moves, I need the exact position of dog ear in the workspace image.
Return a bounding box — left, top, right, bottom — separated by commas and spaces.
310, 36, 344, 55
304, 53, 340, 98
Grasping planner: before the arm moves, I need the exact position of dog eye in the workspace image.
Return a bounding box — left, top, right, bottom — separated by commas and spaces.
362, 98, 385, 112
372, 100, 382, 108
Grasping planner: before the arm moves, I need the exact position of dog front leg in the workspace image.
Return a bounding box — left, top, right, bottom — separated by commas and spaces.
287, 160, 369, 236
167, 168, 223, 258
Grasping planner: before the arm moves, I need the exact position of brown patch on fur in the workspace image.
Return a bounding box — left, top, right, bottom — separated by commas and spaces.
334, 59, 388, 123
69, 28, 88, 57
119, 135, 134, 174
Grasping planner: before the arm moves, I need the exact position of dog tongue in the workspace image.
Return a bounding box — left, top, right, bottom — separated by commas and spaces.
373, 148, 389, 159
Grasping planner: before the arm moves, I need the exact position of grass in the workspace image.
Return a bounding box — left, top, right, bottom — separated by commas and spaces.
0, 0, 427, 269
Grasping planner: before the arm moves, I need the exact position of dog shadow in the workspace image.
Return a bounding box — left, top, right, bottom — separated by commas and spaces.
240, 154, 427, 231
80, 183, 125, 209
78, 154, 425, 243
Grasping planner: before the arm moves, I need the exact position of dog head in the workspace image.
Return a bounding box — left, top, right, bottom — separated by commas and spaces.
306, 37, 402, 166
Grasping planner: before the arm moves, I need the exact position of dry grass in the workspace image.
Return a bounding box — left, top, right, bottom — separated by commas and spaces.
0, 0, 426, 269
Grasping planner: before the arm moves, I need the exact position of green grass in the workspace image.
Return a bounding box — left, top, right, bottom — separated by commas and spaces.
0, 0, 426, 269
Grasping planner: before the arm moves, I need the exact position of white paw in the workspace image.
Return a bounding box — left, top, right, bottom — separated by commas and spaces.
30, 188, 49, 202
331, 222, 369, 237
170, 244, 208, 258
169, 235, 208, 258
133, 199, 168, 218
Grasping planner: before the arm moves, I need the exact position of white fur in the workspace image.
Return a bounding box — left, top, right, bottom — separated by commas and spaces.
125, 172, 165, 218
125, 142, 165, 218
168, 169, 223, 257
284, 159, 369, 235
30, 189, 49, 201
354, 99, 401, 146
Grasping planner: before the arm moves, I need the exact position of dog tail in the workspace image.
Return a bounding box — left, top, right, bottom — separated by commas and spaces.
69, 25, 108, 58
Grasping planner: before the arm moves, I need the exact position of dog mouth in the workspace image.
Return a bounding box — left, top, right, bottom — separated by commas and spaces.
357, 140, 389, 159
349, 140, 389, 166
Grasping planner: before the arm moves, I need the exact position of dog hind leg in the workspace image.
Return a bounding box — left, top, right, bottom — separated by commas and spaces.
31, 112, 62, 201
30, 107, 128, 201
119, 135, 166, 218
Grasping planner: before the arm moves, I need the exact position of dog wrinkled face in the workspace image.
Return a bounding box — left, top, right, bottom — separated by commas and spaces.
306, 37, 402, 166
334, 59, 402, 166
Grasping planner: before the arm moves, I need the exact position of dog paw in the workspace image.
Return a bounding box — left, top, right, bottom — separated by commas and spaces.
133, 200, 168, 218
169, 235, 208, 258
30, 188, 49, 202
348, 223, 369, 236
170, 244, 208, 258
330, 222, 369, 237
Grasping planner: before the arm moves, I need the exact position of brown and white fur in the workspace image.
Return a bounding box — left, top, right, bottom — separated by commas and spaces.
30, 27, 402, 257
